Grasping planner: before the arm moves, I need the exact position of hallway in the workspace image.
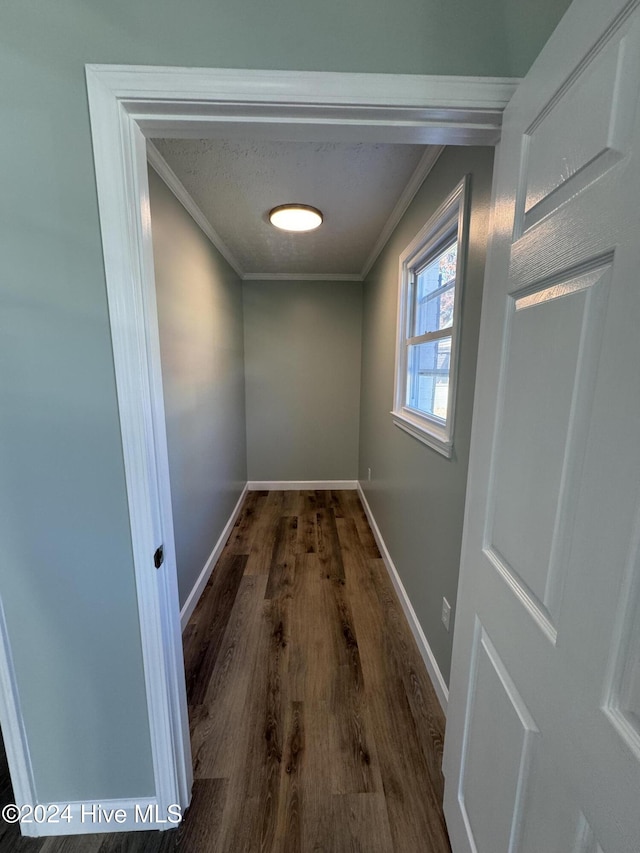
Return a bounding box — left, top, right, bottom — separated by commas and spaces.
0, 489, 450, 851
181, 488, 451, 852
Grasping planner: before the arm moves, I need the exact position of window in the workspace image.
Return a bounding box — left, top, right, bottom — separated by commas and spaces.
392, 177, 469, 457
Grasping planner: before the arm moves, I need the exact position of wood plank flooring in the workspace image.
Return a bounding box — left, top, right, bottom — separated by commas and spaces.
0, 490, 451, 852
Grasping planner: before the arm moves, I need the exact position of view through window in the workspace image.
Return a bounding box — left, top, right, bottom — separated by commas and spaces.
392, 177, 468, 457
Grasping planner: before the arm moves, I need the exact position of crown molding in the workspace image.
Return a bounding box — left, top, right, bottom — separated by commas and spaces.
242, 272, 362, 282
134, 66, 518, 282
148, 142, 445, 285
146, 142, 245, 279
360, 145, 445, 279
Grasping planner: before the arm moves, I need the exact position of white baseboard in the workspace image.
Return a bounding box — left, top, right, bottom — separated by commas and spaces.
180, 484, 248, 631
25, 798, 179, 836
247, 480, 358, 491
356, 483, 449, 713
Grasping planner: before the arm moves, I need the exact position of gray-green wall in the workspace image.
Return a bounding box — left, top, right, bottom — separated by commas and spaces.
149, 169, 247, 608
243, 280, 361, 482
359, 147, 495, 685
0, 0, 570, 805
502, 0, 572, 76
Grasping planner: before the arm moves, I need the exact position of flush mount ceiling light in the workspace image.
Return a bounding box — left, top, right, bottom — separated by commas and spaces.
269, 204, 323, 232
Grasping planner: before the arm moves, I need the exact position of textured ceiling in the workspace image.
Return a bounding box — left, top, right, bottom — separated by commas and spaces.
153, 139, 429, 276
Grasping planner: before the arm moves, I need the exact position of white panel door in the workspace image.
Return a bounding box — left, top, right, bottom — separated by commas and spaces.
443, 1, 640, 851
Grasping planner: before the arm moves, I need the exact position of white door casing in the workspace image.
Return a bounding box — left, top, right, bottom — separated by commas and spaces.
443, 1, 640, 852
83, 67, 518, 836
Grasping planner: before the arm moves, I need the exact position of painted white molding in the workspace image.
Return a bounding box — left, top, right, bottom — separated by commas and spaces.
83, 62, 513, 832
248, 480, 358, 491
26, 798, 173, 837
391, 176, 469, 458
85, 67, 192, 823
357, 483, 449, 712
114, 67, 519, 284
142, 143, 194, 812
243, 272, 363, 282
0, 599, 38, 837
147, 144, 442, 285
86, 66, 519, 142
180, 485, 249, 631
148, 143, 444, 285
391, 411, 453, 458
361, 146, 445, 279
147, 142, 245, 279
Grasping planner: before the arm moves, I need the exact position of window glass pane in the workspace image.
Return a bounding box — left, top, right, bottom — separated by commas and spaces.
412, 241, 457, 337
406, 337, 451, 421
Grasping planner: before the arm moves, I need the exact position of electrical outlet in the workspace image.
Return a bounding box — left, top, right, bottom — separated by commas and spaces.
441, 597, 451, 631
367, 467, 372, 481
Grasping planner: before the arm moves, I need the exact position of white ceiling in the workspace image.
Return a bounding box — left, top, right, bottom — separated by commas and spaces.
152, 138, 437, 278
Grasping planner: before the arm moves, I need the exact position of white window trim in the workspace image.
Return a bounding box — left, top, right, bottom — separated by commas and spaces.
392, 176, 470, 458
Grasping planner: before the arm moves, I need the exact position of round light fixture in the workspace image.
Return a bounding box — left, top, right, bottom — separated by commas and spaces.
269, 204, 323, 232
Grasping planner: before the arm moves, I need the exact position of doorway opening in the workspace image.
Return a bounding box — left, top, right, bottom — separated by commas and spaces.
78, 64, 514, 832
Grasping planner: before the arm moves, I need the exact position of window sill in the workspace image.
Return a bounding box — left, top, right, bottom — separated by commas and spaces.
391, 410, 453, 459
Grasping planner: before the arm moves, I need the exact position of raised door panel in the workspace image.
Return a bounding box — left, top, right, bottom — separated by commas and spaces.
516, 16, 640, 237
574, 814, 606, 853
487, 264, 610, 641
460, 623, 538, 853
605, 520, 640, 757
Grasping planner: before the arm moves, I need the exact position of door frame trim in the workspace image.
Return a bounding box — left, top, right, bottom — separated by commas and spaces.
83, 64, 518, 821
0, 599, 39, 836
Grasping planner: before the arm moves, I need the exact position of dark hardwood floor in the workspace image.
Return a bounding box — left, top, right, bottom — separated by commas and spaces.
0, 490, 451, 852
